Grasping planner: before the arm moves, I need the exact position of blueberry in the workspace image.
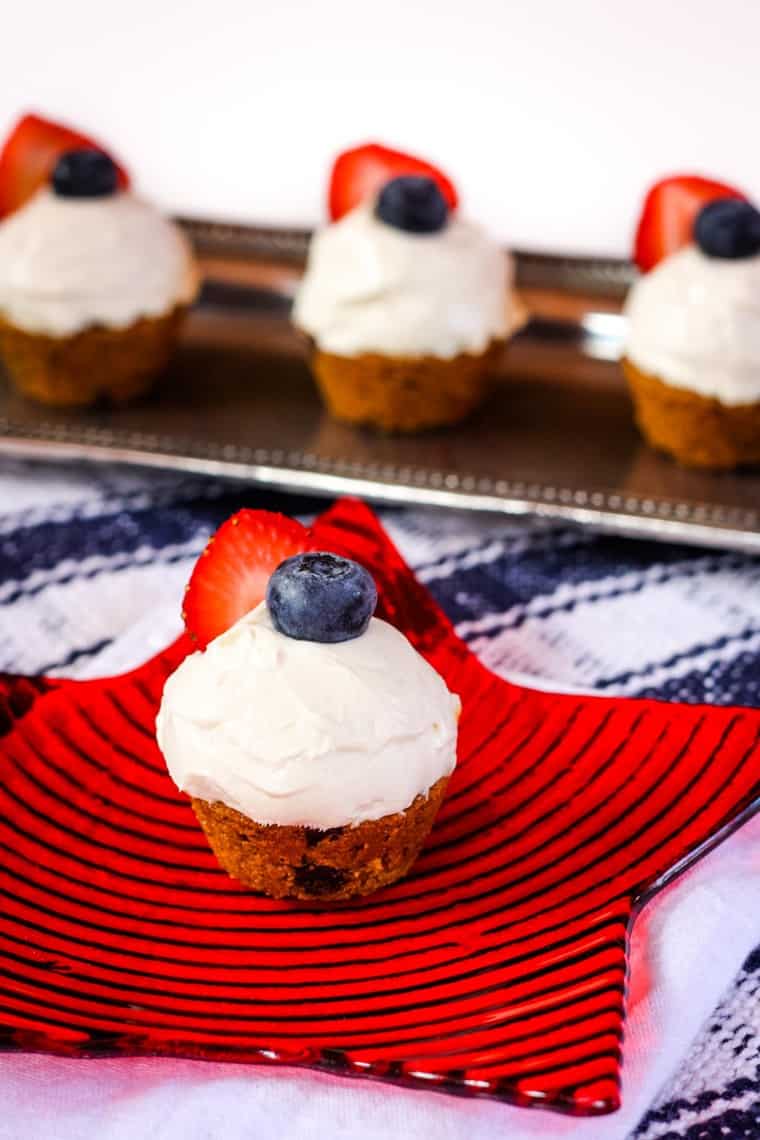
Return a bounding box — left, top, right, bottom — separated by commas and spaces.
266, 553, 377, 643
51, 149, 119, 199
375, 175, 448, 234
694, 198, 760, 260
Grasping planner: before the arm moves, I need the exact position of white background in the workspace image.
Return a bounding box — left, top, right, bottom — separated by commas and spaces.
2, 0, 759, 256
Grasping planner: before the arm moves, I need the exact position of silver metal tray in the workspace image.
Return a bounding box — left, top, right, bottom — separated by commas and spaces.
0, 220, 758, 553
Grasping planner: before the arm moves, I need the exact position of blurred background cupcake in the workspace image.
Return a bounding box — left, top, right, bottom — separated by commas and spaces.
623, 174, 760, 468
292, 143, 513, 433
0, 114, 199, 407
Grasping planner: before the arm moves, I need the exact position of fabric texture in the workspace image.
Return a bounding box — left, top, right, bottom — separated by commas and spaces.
1, 458, 759, 1140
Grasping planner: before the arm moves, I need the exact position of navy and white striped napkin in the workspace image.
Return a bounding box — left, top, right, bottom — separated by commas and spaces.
1, 457, 759, 1140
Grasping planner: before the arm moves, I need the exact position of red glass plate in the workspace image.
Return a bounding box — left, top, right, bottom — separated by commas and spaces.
1, 498, 760, 1117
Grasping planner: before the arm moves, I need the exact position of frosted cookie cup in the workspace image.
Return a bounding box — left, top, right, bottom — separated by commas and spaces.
0, 148, 199, 406
293, 146, 513, 432
157, 524, 460, 901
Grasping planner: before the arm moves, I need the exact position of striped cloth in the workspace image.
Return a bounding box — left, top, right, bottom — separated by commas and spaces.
1, 457, 759, 1140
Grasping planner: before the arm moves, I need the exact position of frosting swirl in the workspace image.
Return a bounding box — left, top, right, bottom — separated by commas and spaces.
0, 188, 199, 336
293, 200, 511, 358
624, 245, 760, 405
156, 604, 460, 829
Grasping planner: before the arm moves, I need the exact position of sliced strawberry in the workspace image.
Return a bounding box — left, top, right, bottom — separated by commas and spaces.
328, 142, 458, 221
634, 174, 746, 272
182, 510, 310, 648
0, 112, 129, 217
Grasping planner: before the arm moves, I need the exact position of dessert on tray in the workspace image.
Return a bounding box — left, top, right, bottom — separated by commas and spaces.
0, 113, 199, 407
293, 142, 513, 433
156, 509, 460, 901
623, 174, 760, 468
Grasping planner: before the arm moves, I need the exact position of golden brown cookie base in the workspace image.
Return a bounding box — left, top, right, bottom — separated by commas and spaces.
623, 358, 760, 469
191, 774, 450, 901
0, 306, 188, 407
311, 344, 502, 433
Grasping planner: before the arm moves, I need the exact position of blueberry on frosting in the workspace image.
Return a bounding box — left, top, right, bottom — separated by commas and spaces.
375, 175, 448, 234
51, 148, 119, 199
266, 552, 377, 643
694, 198, 760, 260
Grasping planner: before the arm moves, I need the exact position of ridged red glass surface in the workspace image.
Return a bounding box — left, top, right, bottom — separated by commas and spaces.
1, 499, 760, 1116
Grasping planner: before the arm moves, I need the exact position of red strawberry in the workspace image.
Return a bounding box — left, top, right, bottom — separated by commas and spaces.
0, 112, 129, 218
328, 142, 458, 221
634, 174, 746, 272
182, 510, 310, 648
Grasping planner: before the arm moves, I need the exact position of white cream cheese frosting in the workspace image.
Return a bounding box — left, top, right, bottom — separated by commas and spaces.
0, 188, 199, 336
624, 244, 760, 405
156, 603, 460, 829
292, 200, 511, 359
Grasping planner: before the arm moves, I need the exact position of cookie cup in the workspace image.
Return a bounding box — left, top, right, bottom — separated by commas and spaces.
310, 342, 503, 433
0, 304, 188, 407
191, 774, 450, 901
623, 358, 760, 469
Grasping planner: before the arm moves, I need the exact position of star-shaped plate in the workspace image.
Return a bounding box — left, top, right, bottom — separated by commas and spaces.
1, 499, 759, 1116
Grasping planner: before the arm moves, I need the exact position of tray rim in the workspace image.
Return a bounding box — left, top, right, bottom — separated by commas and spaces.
2, 424, 759, 554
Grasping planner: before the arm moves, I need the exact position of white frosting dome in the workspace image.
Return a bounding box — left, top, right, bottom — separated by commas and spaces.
292, 200, 511, 358
0, 188, 200, 336
156, 604, 460, 829
624, 245, 760, 405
